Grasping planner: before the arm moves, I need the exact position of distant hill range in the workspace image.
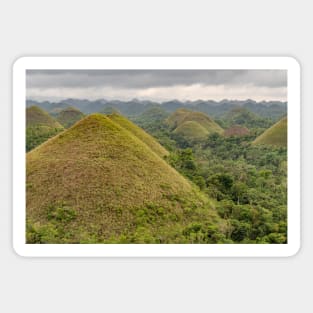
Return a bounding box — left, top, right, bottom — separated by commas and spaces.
26, 98, 287, 120
26, 106, 64, 151
253, 116, 287, 147
26, 113, 220, 243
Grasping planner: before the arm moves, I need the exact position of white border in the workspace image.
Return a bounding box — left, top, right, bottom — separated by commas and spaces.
13, 57, 301, 257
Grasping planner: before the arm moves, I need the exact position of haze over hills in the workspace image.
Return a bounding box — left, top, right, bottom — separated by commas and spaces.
26, 113, 220, 243
26, 106, 64, 151
253, 116, 287, 147
26, 98, 287, 120
55, 106, 85, 128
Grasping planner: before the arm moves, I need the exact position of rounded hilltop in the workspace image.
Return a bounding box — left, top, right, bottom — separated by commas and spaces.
167, 109, 223, 141
55, 106, 85, 128
27, 105, 63, 129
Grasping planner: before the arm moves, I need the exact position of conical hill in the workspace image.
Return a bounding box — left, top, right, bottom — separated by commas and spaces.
26, 114, 220, 243
56, 106, 85, 128
27, 105, 63, 128
253, 116, 287, 147
167, 109, 223, 140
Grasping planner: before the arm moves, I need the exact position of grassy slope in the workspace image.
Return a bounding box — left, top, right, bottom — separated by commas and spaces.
166, 108, 190, 128
56, 106, 85, 128
27, 106, 63, 128
174, 121, 209, 141
107, 113, 169, 158
27, 114, 219, 243
253, 116, 287, 147
167, 109, 223, 136
26, 106, 64, 151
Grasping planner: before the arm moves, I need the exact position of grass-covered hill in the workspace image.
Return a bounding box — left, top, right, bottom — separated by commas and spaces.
253, 116, 287, 147
220, 107, 274, 130
107, 113, 169, 158
174, 121, 210, 141
26, 113, 222, 244
26, 106, 64, 152
55, 106, 85, 128
224, 125, 250, 137
167, 109, 223, 141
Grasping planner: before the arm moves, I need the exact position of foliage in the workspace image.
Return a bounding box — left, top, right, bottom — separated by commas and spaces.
26, 114, 223, 244
26, 107, 287, 244
133, 110, 287, 244
26, 126, 62, 152
26, 106, 64, 151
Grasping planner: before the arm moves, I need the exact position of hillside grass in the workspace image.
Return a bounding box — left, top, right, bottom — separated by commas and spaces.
26, 106, 64, 151
107, 113, 169, 157
181, 112, 223, 134
26, 114, 222, 243
56, 106, 85, 128
27, 106, 63, 129
174, 121, 209, 141
253, 116, 287, 147
167, 109, 223, 140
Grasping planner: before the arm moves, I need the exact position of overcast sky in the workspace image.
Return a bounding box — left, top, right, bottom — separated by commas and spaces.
26, 70, 287, 102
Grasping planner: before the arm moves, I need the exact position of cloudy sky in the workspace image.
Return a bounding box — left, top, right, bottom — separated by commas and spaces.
26, 70, 287, 102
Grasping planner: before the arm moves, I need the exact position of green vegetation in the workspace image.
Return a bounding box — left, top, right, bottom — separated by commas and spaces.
221, 107, 273, 129
26, 104, 287, 244
253, 116, 287, 147
167, 109, 223, 134
107, 113, 169, 158
131, 107, 287, 244
174, 121, 209, 141
100, 106, 121, 115
26, 106, 64, 152
166, 134, 287, 243
26, 114, 224, 243
56, 106, 85, 128
224, 125, 250, 137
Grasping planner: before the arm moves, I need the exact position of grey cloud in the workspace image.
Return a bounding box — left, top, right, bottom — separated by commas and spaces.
26, 70, 287, 89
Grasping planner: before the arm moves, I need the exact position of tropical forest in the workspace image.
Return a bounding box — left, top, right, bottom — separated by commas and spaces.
25, 98, 287, 244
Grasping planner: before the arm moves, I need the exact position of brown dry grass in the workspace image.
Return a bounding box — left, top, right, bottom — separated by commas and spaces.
26, 114, 220, 243
253, 116, 287, 147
